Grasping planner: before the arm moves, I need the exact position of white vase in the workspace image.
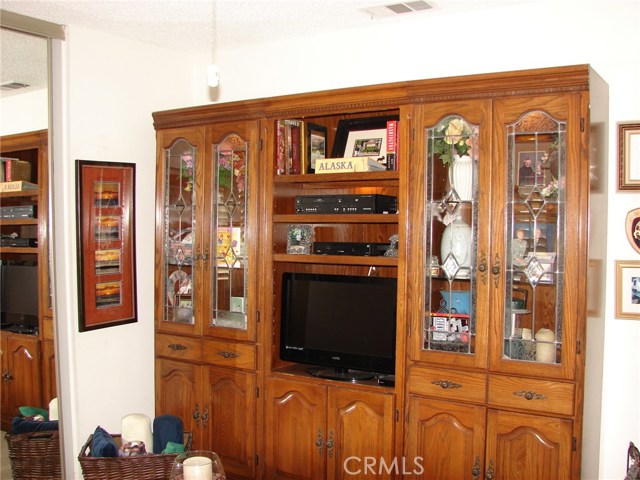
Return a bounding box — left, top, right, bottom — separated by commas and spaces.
449, 154, 473, 201
440, 215, 472, 274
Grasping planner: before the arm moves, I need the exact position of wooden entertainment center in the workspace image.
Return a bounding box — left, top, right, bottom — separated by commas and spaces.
153, 65, 607, 479
0, 129, 56, 431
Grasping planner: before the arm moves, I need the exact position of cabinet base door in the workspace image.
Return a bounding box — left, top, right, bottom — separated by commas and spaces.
486, 409, 573, 480
265, 378, 326, 480
406, 396, 486, 480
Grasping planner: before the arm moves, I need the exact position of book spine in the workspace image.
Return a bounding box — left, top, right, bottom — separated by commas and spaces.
275, 120, 286, 175
386, 120, 398, 171
290, 123, 301, 174
5, 160, 12, 181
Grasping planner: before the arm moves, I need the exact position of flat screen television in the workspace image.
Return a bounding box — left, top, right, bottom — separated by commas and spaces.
0, 264, 39, 332
280, 272, 397, 381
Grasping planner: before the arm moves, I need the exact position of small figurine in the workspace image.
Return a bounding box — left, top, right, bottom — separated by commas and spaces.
384, 234, 399, 257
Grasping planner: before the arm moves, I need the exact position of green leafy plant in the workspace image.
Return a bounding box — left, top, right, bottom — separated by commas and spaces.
432, 117, 473, 166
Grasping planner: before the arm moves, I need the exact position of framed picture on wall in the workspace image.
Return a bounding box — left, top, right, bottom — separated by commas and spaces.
615, 260, 640, 320
76, 160, 137, 331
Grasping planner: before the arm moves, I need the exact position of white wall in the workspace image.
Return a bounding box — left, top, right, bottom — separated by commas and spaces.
2, 0, 638, 478
48, 26, 205, 477
0, 89, 48, 135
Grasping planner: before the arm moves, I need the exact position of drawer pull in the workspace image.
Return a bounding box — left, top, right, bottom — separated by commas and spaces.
472, 456, 481, 480
219, 351, 239, 359
168, 343, 187, 351
513, 390, 547, 401
432, 380, 462, 389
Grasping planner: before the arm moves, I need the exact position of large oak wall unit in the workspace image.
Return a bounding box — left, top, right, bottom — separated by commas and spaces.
0, 129, 55, 431
153, 65, 607, 479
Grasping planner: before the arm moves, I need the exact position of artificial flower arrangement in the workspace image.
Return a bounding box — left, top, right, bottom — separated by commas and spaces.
432, 117, 474, 166
180, 153, 194, 192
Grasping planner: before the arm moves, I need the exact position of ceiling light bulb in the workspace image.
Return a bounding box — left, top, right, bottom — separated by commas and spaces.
208, 64, 220, 87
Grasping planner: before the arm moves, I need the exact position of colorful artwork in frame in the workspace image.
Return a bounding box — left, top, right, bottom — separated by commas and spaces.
76, 160, 137, 331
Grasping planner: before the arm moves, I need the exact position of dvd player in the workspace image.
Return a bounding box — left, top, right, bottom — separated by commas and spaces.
295, 194, 397, 214
313, 242, 390, 256
0, 237, 37, 247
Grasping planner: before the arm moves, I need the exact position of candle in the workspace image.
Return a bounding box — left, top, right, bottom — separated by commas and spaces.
535, 328, 555, 363
183, 456, 213, 480
521, 328, 532, 340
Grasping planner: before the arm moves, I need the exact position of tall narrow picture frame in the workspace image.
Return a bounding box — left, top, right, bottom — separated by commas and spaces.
76, 160, 137, 331
618, 122, 640, 191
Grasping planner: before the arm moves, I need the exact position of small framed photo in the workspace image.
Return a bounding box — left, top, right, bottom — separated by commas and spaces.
306, 123, 327, 174
286, 224, 314, 254
331, 115, 399, 161
618, 122, 640, 191
517, 151, 547, 187
615, 260, 640, 320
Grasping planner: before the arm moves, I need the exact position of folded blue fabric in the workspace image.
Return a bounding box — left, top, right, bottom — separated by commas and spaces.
11, 416, 59, 434
91, 426, 119, 457
152, 414, 183, 454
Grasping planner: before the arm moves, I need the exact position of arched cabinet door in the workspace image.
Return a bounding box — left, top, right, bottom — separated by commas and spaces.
408, 99, 492, 371
490, 94, 581, 381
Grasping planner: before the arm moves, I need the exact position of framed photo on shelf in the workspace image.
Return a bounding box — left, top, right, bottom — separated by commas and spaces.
286, 224, 314, 254
618, 122, 640, 191
76, 160, 137, 331
331, 115, 399, 161
615, 260, 640, 320
306, 123, 327, 174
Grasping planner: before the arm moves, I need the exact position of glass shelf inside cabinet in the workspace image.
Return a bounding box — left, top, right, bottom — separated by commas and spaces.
211, 133, 248, 330
423, 115, 479, 354
504, 111, 565, 364
164, 139, 196, 325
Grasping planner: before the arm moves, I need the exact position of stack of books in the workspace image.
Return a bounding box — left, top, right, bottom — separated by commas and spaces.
0, 157, 37, 192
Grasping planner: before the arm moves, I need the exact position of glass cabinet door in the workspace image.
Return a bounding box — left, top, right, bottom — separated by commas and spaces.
502, 110, 565, 365
210, 134, 249, 331
423, 113, 482, 363
162, 138, 197, 326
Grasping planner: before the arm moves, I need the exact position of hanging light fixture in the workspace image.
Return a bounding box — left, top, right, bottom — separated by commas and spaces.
208, 0, 220, 87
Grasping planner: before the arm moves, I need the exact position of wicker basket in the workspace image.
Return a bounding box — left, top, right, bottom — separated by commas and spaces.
5, 430, 62, 480
78, 431, 192, 480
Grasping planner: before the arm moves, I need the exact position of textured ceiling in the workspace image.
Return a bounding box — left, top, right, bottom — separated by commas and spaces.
0, 0, 538, 96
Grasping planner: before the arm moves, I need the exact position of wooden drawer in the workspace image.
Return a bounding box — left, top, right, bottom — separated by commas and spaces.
408, 365, 486, 404
155, 334, 202, 361
488, 374, 575, 416
202, 338, 256, 370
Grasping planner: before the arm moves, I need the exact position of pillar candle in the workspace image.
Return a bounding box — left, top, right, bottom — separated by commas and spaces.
535, 328, 555, 363
121, 413, 153, 453
183, 456, 213, 480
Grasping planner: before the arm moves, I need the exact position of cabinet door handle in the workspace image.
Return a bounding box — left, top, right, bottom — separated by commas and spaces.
169, 343, 187, 351
219, 351, 239, 359
513, 390, 547, 401
193, 403, 200, 426
315, 430, 324, 456
491, 254, 501, 288
432, 380, 462, 389
484, 459, 495, 480
326, 430, 335, 457
472, 456, 481, 480
478, 251, 488, 285
202, 406, 209, 426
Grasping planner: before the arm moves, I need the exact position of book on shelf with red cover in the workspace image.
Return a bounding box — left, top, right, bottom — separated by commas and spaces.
275, 119, 304, 175
2, 157, 31, 182
386, 120, 399, 171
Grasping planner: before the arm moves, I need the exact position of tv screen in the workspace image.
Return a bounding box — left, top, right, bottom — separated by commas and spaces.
0, 264, 39, 331
280, 272, 397, 381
